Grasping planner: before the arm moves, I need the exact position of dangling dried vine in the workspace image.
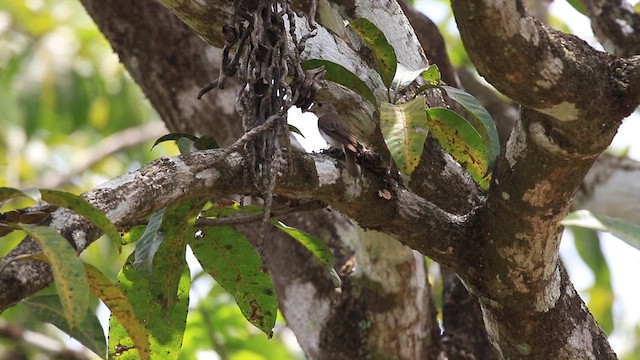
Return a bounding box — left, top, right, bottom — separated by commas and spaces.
200, 0, 323, 244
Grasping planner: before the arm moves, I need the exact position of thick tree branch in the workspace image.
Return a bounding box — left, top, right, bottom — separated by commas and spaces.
583, 0, 640, 57
451, 0, 638, 130
0, 149, 468, 307
446, 1, 640, 358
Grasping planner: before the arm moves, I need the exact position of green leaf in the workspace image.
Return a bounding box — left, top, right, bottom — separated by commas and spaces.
122, 225, 147, 246
439, 86, 500, 174
271, 220, 340, 287
420, 64, 442, 85
40, 189, 122, 253
570, 227, 613, 334
0, 187, 122, 253
379, 96, 429, 176
348, 18, 398, 88
302, 59, 377, 107
193, 135, 219, 150
151, 133, 198, 150
133, 209, 166, 274
23, 294, 107, 358
567, 0, 588, 15
189, 226, 277, 337
148, 199, 207, 310
177, 137, 195, 154
561, 210, 640, 251
18, 224, 90, 330
426, 108, 490, 189
109, 264, 190, 360
85, 264, 150, 360
201, 201, 262, 218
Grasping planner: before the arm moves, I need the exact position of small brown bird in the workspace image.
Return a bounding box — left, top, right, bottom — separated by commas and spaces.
309, 102, 360, 177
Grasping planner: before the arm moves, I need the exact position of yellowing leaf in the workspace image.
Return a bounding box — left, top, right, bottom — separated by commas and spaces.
85, 264, 150, 360
380, 96, 429, 176
348, 18, 398, 88
189, 226, 277, 337
18, 224, 89, 330
426, 108, 490, 189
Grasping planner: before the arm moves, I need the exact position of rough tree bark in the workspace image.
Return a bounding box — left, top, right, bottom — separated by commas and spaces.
1, 0, 640, 359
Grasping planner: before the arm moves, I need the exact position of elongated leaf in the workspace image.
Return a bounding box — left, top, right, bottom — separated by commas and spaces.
149, 199, 207, 310
271, 220, 340, 287
23, 294, 106, 358
189, 226, 277, 337
348, 18, 397, 88
0, 187, 122, 252
562, 210, 640, 251
570, 227, 613, 334
40, 189, 122, 253
133, 209, 166, 274
380, 96, 429, 176
439, 86, 500, 173
151, 133, 198, 150
85, 264, 150, 360
302, 59, 377, 107
18, 224, 89, 330
109, 264, 190, 360
426, 108, 490, 189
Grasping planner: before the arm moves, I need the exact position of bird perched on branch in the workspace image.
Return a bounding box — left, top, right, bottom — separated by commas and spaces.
309, 102, 361, 177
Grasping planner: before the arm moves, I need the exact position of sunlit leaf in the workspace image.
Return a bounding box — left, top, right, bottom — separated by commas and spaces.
18, 224, 89, 330
85, 264, 150, 360
426, 108, 490, 189
271, 220, 340, 287
23, 294, 106, 358
421, 64, 442, 85
562, 210, 640, 251
348, 18, 398, 88
380, 96, 429, 176
302, 60, 377, 107
109, 264, 190, 360
189, 226, 277, 337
